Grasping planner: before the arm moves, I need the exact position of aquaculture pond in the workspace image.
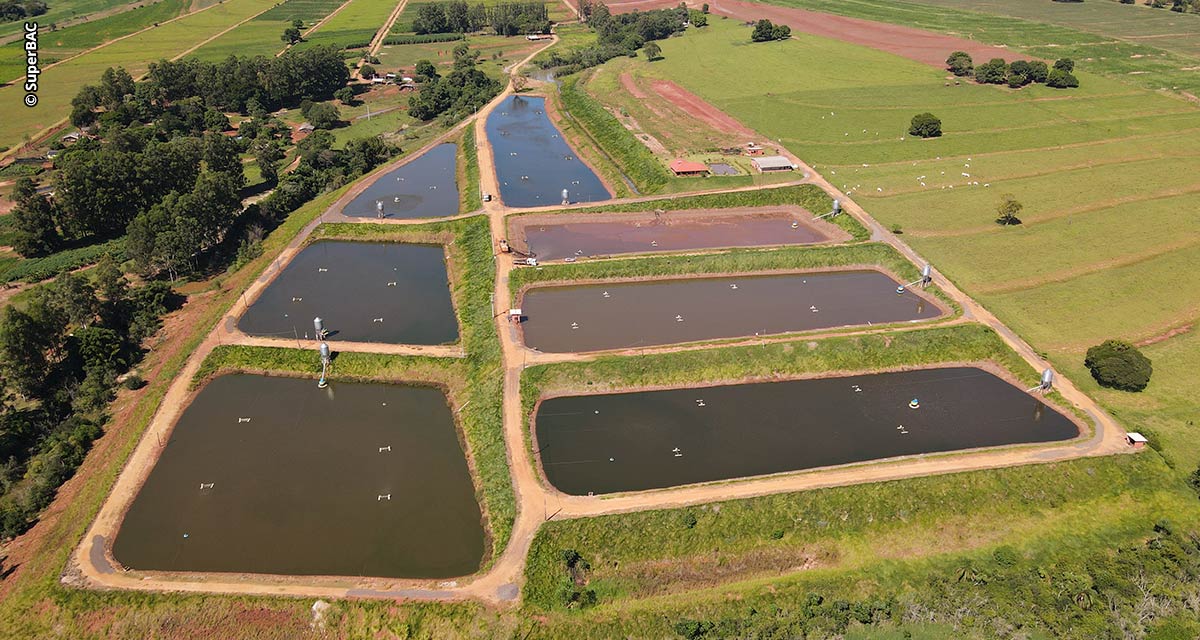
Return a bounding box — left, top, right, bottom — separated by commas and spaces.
238, 241, 458, 345
535, 366, 1080, 495
519, 270, 942, 353
341, 143, 460, 219
510, 207, 844, 260
486, 95, 610, 207
113, 374, 485, 578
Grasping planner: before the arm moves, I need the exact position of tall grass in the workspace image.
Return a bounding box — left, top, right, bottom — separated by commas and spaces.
559, 74, 673, 194
460, 127, 483, 213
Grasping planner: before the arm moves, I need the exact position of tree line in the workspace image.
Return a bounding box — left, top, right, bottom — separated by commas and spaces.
0, 0, 45, 21
538, 1, 689, 74
0, 259, 177, 539
947, 51, 1079, 89
412, 1, 550, 36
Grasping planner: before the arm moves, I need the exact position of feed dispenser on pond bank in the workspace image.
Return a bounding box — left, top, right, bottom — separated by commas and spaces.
896, 264, 933, 295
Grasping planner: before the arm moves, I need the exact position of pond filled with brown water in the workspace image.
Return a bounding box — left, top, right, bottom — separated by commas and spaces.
113, 374, 485, 578
238, 241, 458, 345
511, 208, 843, 260
519, 270, 942, 353
535, 366, 1079, 495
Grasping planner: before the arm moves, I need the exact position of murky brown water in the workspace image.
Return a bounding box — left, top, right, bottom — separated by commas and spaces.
536, 366, 1079, 495
238, 241, 459, 345
113, 374, 485, 578
515, 210, 836, 260
519, 270, 942, 352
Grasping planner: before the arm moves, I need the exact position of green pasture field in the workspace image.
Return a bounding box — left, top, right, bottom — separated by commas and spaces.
761, 0, 1200, 95
188, 0, 347, 60
290, 0, 397, 51
0, 0, 281, 152
0, 0, 191, 84
901, 0, 1200, 58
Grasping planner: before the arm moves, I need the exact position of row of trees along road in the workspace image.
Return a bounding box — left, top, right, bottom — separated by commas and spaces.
412, 1, 550, 36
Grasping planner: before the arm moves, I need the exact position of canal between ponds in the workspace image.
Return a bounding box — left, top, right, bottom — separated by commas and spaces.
114, 374, 486, 578
519, 270, 943, 353
486, 95, 610, 207
535, 366, 1080, 495
238, 241, 458, 345
340, 143, 460, 219
511, 207, 846, 261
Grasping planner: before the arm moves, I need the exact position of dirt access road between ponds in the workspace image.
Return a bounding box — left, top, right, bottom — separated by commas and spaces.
67, 22, 1126, 607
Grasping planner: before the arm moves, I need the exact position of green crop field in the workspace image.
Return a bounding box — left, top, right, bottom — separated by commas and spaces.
290, 0, 397, 51
188, 0, 347, 60
0, 0, 192, 86
0, 0, 281, 152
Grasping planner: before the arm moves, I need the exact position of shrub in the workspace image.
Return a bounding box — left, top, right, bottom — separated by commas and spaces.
751, 19, 790, 42
1007, 73, 1029, 88
1046, 68, 1080, 88
1027, 60, 1049, 83
974, 58, 1009, 84
1085, 339, 1152, 391
908, 112, 942, 138
1053, 57, 1075, 73
995, 194, 1023, 225
946, 50, 973, 76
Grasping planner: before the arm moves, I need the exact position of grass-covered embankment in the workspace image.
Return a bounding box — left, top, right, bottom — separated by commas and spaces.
508, 242, 946, 314
514, 183, 868, 242
559, 74, 673, 195
460, 127, 483, 213
520, 452, 1200, 639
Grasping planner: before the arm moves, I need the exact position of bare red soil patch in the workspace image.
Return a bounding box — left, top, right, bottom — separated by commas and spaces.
571, 0, 1028, 68
619, 72, 648, 99
648, 79, 758, 138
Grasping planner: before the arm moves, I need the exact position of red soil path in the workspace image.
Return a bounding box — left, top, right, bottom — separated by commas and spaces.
573, 0, 1028, 68
648, 79, 759, 138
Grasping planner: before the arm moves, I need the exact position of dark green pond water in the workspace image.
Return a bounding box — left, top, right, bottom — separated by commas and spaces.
113, 374, 485, 578
535, 367, 1079, 495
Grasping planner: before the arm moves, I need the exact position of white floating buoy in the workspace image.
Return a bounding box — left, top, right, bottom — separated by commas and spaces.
292, 296, 303, 302
571, 322, 579, 329
602, 291, 610, 298
695, 399, 705, 407
318, 268, 328, 273
379, 445, 391, 453
373, 317, 384, 323
386, 281, 397, 287
675, 314, 684, 322
238, 417, 251, 423
730, 283, 738, 290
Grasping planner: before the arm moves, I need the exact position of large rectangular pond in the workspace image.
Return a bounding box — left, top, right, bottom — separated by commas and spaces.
239, 241, 458, 345
519, 270, 943, 353
114, 374, 486, 578
341, 143, 460, 219
486, 95, 610, 207
536, 366, 1080, 495
510, 207, 846, 261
